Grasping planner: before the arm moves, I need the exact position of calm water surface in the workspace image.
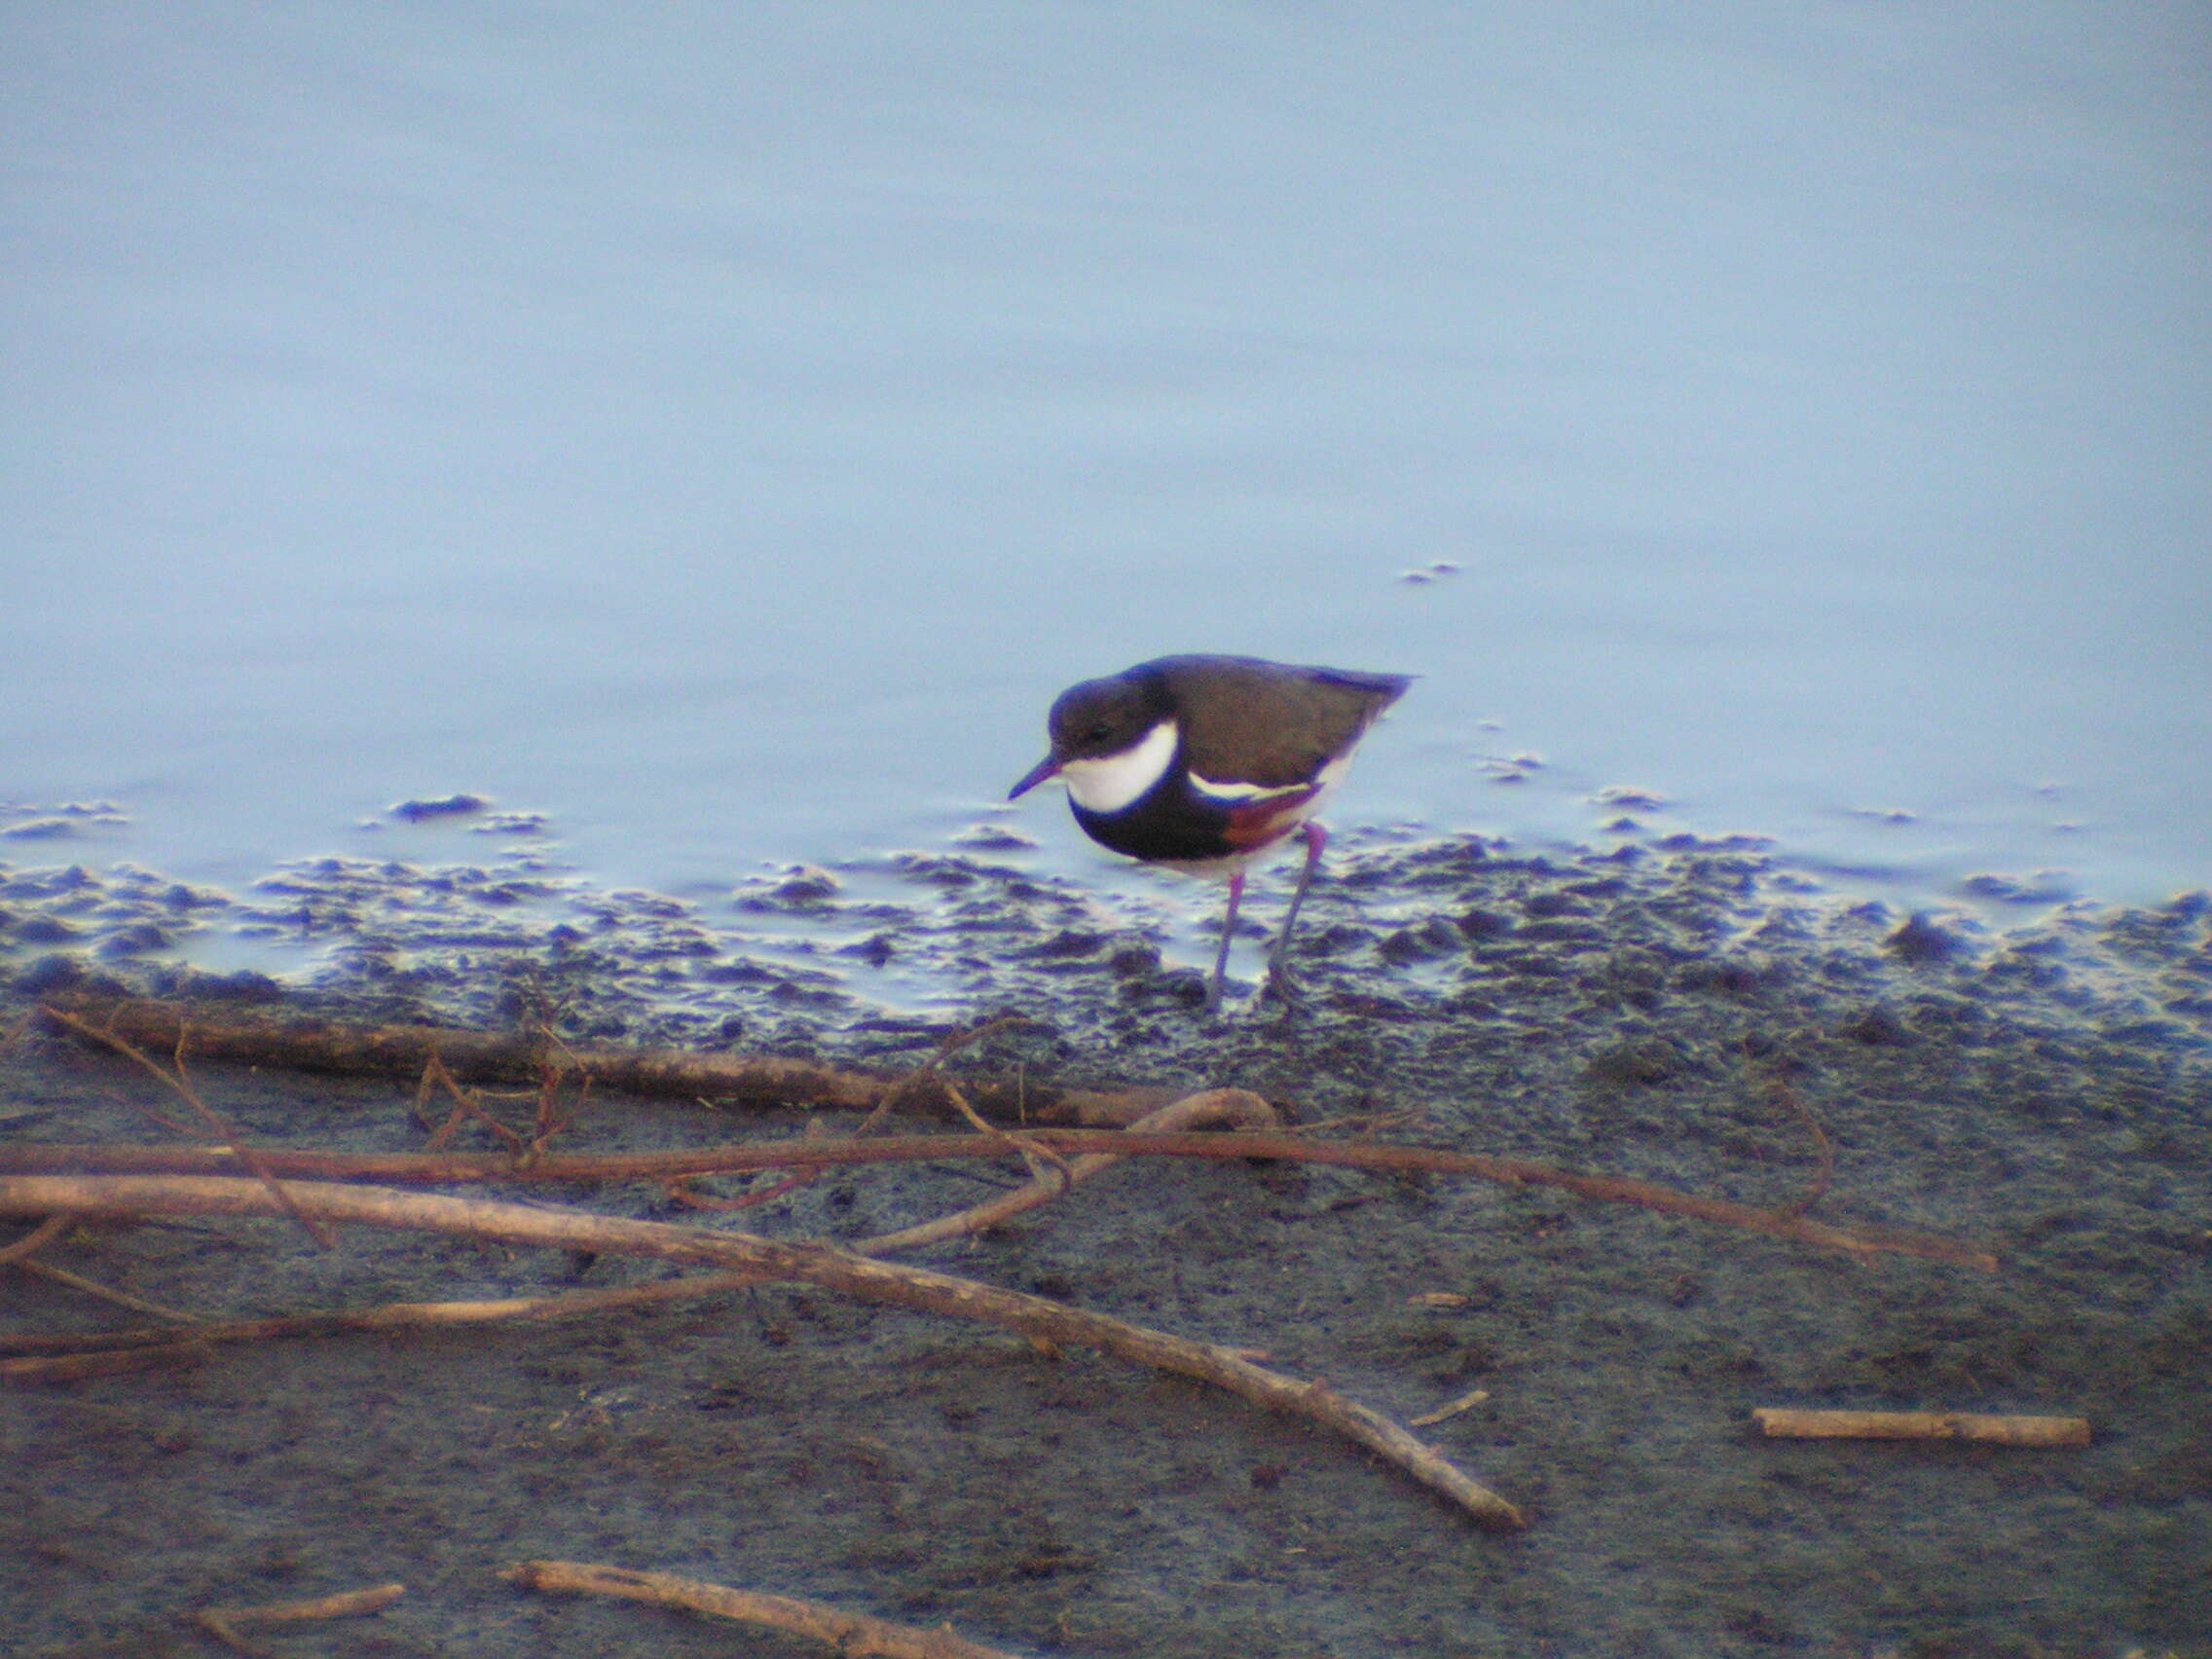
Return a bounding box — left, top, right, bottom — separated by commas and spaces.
6, 4, 2208, 933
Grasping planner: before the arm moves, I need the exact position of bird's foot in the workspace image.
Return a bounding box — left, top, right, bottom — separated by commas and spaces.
1258, 959, 1309, 1012
1200, 969, 1229, 1017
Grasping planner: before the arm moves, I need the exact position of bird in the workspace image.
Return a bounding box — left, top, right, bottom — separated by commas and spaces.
1008, 653, 1412, 1011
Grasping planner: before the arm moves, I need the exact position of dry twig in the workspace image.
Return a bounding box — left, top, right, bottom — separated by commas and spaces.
10, 1256, 198, 1323
42, 1005, 337, 1250
30, 998, 1985, 1263
507, 1560, 1021, 1658
0, 1129, 1996, 1270
1751, 1408, 2090, 1447
1761, 1074, 1835, 1216
0, 1212, 69, 1266
1, 1340, 209, 1384
858, 1014, 1032, 1134
1411, 1387, 1492, 1427
0, 1172, 1526, 1529
855, 1088, 1279, 1254
416, 1051, 526, 1154
195, 1583, 405, 1656
0, 1270, 769, 1381
37, 996, 1165, 1124
0, 1090, 1273, 1374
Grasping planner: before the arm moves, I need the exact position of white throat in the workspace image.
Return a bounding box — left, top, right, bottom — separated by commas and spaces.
1059, 719, 1178, 813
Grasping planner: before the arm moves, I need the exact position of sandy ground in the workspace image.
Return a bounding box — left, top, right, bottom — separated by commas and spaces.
3, 833, 2209, 1657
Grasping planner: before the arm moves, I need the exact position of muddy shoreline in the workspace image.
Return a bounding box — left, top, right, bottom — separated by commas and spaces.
5, 834, 2208, 1656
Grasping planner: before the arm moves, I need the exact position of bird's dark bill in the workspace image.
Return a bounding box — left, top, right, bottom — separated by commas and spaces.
1008, 755, 1061, 799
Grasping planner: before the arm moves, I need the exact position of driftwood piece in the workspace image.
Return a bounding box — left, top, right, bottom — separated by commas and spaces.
18, 992, 1992, 1269
1411, 1387, 1492, 1427
0, 1132, 1996, 1270
35, 996, 1170, 1124
195, 1584, 406, 1655
0, 1173, 1526, 1530
1751, 1408, 2091, 1447
507, 1561, 1021, 1659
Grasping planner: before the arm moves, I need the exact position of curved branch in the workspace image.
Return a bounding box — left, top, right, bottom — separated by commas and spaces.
0, 1173, 1526, 1530
0, 1132, 1995, 1270
854, 1088, 1280, 1254
507, 1561, 1019, 1658
36, 996, 1162, 1123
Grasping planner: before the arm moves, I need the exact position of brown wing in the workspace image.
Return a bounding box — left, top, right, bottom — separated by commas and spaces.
1154, 656, 1412, 788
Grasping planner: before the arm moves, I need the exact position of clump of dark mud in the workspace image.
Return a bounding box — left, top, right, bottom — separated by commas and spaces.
3, 834, 2208, 1657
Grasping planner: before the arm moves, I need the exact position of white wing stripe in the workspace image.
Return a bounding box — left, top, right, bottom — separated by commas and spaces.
1188, 773, 1309, 803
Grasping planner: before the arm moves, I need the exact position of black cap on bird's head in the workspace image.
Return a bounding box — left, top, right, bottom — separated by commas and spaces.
1007, 669, 1171, 799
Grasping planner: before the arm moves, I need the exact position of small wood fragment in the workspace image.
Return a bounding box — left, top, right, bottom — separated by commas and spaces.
197, 1583, 406, 1626
195, 1584, 404, 1654
1411, 1388, 1491, 1426
1751, 1408, 2091, 1447
507, 1560, 1018, 1658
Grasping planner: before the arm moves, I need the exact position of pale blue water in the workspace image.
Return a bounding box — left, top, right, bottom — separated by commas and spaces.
6, 2, 2208, 923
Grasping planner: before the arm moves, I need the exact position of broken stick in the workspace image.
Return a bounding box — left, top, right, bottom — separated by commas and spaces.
0, 1172, 1526, 1530
35, 994, 1167, 1124
1751, 1408, 2090, 1447
508, 1561, 1018, 1659
195, 1583, 405, 1654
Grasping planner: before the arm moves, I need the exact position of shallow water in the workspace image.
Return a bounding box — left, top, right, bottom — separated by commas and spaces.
4, 3, 2208, 926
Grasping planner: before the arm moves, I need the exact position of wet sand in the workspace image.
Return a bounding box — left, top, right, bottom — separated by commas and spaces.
4, 834, 2208, 1656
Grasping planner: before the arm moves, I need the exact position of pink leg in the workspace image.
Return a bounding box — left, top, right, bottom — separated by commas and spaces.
1263, 822, 1326, 1005
1205, 870, 1244, 1012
